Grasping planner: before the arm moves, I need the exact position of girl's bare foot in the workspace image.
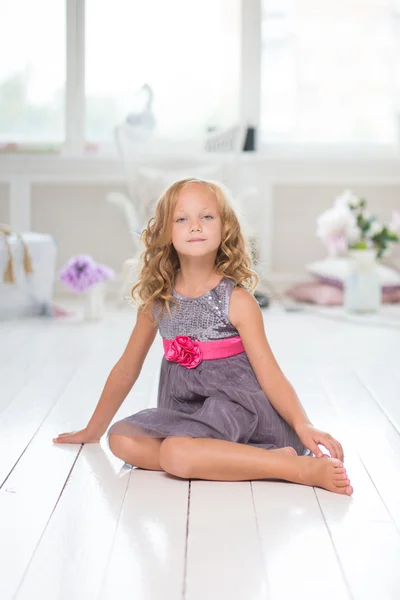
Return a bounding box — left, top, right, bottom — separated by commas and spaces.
271, 446, 297, 456
301, 455, 353, 495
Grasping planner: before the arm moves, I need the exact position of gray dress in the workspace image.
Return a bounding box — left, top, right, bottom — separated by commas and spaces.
107, 276, 308, 454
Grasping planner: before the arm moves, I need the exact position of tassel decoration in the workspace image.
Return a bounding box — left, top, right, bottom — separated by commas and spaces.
1, 224, 34, 283
4, 242, 15, 283
19, 235, 34, 274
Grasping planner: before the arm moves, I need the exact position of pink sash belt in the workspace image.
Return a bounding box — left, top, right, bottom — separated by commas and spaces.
163, 335, 245, 369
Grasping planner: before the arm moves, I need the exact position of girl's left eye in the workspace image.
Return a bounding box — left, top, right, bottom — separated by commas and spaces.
203, 215, 213, 219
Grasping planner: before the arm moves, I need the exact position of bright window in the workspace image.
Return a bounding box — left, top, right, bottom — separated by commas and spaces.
85, 0, 241, 142
0, 0, 65, 144
261, 0, 400, 145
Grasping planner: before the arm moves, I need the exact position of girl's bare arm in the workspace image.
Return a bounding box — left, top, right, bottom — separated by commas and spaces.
230, 288, 344, 460
229, 288, 312, 431
53, 307, 158, 444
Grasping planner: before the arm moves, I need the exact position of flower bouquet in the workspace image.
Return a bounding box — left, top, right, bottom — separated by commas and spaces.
316, 189, 400, 259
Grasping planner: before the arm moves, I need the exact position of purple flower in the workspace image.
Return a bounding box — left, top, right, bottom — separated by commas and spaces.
59, 254, 115, 295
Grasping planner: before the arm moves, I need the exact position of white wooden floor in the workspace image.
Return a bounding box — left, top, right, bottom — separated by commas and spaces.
1, 302, 400, 600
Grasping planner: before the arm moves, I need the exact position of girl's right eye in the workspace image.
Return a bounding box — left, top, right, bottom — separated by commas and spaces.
176, 217, 186, 223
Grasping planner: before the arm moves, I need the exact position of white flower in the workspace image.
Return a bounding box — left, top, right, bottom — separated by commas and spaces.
334, 189, 361, 209
316, 204, 357, 240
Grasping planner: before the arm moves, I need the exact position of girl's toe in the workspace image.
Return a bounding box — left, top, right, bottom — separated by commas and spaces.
334, 472, 348, 479
335, 479, 350, 487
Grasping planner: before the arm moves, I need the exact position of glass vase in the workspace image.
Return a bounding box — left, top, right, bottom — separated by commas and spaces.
343, 249, 381, 313
84, 282, 106, 321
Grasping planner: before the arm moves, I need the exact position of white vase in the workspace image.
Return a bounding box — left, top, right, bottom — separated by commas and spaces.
84, 282, 106, 321
343, 249, 381, 313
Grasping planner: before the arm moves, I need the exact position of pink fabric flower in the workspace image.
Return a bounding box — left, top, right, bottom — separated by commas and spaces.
165, 336, 202, 369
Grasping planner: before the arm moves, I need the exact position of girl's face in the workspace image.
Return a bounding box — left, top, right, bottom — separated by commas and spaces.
171, 183, 222, 258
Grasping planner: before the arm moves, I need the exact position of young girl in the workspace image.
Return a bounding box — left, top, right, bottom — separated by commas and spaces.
53, 178, 353, 496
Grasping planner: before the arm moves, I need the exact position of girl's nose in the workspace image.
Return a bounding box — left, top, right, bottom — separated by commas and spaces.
190, 222, 202, 232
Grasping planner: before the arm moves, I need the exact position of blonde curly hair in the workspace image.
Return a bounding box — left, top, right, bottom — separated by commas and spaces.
130, 178, 259, 320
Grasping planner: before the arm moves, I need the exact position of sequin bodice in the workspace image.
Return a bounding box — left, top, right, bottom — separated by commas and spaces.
153, 277, 240, 342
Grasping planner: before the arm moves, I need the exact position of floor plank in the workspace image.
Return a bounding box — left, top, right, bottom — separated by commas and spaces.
355, 366, 400, 435
326, 521, 400, 600
0, 320, 69, 415
99, 470, 189, 600
186, 481, 268, 600
252, 482, 351, 600
14, 446, 132, 600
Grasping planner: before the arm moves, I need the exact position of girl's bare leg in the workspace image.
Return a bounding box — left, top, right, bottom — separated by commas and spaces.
109, 433, 296, 471
108, 433, 164, 471
159, 437, 353, 496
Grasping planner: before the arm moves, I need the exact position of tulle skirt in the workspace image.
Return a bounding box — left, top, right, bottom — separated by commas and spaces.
107, 352, 308, 455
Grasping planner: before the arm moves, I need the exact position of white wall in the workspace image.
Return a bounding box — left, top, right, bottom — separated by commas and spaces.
0, 184, 10, 224
31, 182, 134, 281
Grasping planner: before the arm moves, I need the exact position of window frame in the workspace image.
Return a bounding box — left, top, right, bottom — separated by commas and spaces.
1, 0, 399, 159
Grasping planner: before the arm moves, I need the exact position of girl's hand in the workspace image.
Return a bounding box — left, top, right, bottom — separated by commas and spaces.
295, 423, 344, 461
53, 428, 101, 445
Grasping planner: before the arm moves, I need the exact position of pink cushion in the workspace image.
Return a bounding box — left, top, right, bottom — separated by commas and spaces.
285, 282, 400, 306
